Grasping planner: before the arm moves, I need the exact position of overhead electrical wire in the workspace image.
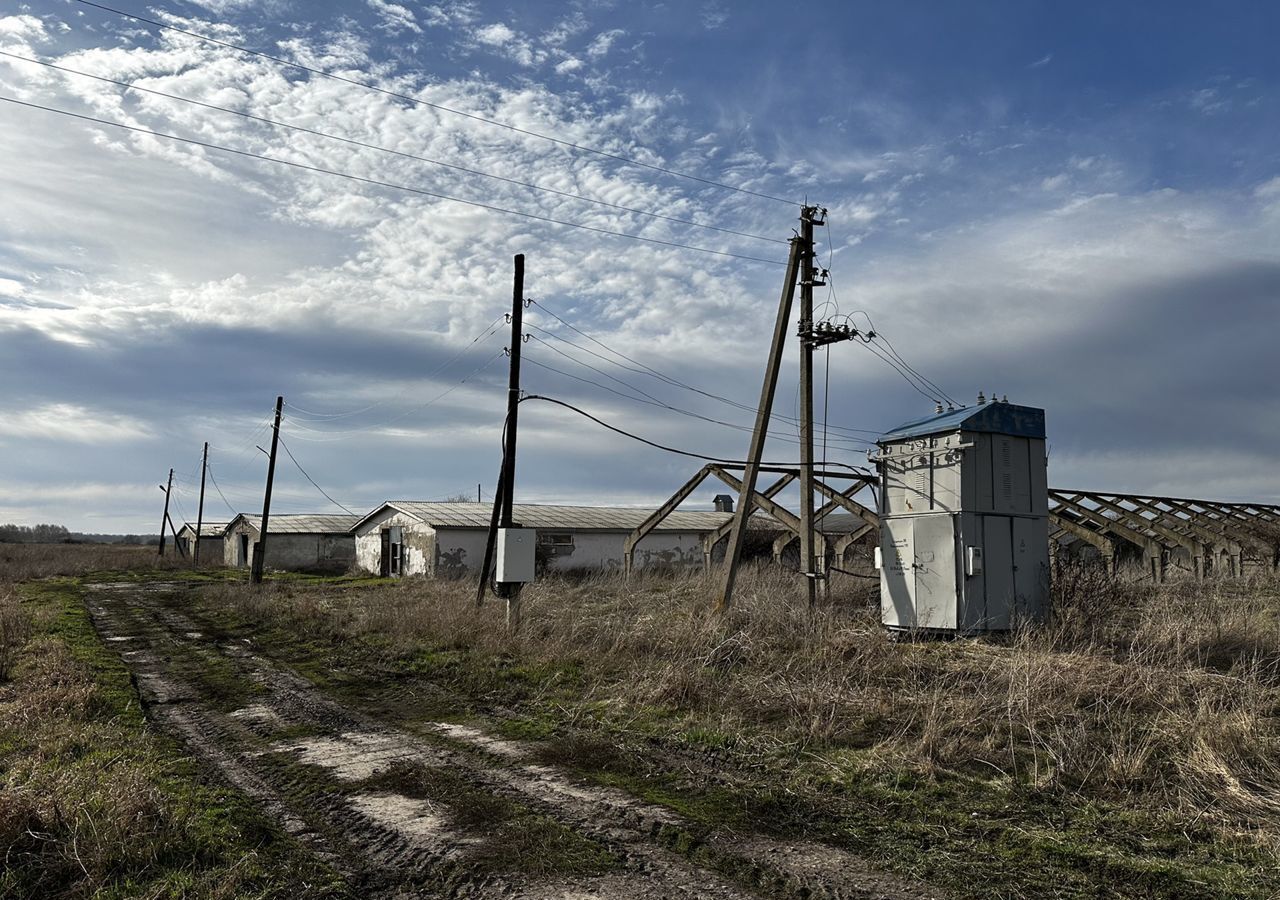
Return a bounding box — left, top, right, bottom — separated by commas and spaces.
527, 300, 885, 438
277, 436, 357, 515
518, 394, 873, 477
0, 51, 785, 248
71, 0, 803, 207
0, 96, 788, 267
522, 338, 872, 449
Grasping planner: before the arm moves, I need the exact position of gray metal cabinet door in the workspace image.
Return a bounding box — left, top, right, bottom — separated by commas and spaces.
913, 515, 957, 630
983, 516, 1014, 630
881, 518, 915, 628
1012, 516, 1049, 622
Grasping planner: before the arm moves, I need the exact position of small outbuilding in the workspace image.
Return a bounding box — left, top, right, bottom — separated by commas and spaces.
175, 521, 228, 564
351, 501, 738, 578
223, 513, 360, 574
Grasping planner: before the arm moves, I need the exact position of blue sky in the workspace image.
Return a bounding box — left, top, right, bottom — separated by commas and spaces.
0, 0, 1277, 532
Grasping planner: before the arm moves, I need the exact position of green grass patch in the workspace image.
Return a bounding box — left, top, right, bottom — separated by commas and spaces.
0, 579, 346, 899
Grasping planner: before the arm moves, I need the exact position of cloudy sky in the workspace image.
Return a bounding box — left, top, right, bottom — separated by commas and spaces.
1, 0, 1277, 533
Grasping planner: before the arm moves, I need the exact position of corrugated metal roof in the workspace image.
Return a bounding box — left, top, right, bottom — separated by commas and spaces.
233, 513, 361, 535
881, 402, 1045, 442
360, 502, 868, 535
381, 501, 728, 531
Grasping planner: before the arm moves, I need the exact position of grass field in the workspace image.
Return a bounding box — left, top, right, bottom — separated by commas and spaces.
0, 546, 342, 899
2, 543, 1278, 897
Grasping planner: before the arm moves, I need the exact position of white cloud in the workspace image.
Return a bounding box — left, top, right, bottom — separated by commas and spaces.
367, 0, 422, 35
701, 3, 729, 29
0, 14, 46, 40
1028, 53, 1052, 69
555, 56, 583, 75
0, 403, 149, 444
585, 28, 624, 60
473, 22, 515, 46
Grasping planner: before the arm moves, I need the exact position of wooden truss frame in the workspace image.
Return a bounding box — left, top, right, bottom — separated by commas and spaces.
1048, 489, 1280, 581
622, 463, 877, 578
628, 475, 1280, 585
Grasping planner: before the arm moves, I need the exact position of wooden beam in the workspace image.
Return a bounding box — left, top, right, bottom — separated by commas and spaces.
622, 465, 713, 577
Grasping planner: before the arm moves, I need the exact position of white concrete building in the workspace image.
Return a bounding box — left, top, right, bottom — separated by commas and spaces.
224, 513, 360, 573
351, 501, 740, 578
175, 521, 228, 564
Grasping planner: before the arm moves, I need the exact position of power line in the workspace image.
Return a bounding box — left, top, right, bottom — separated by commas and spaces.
0, 51, 785, 247
522, 341, 872, 449
71, 0, 803, 206
519, 394, 872, 476
858, 338, 941, 405
277, 436, 357, 514
528, 299, 885, 438
0, 96, 788, 267
205, 463, 240, 517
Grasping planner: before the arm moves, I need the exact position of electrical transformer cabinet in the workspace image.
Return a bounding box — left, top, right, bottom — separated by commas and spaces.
875, 401, 1049, 633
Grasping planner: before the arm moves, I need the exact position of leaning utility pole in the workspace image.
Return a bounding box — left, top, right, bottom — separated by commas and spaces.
716, 230, 805, 611
477, 254, 526, 622
250, 396, 283, 585
158, 468, 174, 557
797, 206, 825, 609
194, 441, 208, 566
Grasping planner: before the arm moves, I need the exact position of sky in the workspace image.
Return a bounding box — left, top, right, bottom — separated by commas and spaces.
0, 0, 1277, 533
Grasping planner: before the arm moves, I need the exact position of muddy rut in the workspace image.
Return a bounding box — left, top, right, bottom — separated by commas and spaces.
83, 581, 936, 900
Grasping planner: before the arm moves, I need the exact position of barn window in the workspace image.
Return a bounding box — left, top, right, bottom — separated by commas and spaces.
538, 533, 575, 556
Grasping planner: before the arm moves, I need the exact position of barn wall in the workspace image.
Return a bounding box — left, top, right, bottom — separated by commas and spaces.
222, 521, 353, 572
433, 528, 705, 574
224, 522, 258, 568
353, 511, 436, 576
434, 528, 489, 577
196, 536, 225, 565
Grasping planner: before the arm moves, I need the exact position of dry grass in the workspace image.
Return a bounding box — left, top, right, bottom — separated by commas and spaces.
0, 581, 339, 898
0, 587, 32, 682
0, 542, 184, 585
208, 562, 1280, 852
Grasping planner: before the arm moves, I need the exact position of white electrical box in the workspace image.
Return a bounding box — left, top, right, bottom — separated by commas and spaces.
496, 528, 536, 583
875, 400, 1049, 633
966, 546, 983, 576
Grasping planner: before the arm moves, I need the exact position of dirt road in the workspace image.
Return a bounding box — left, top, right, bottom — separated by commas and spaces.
84, 580, 937, 899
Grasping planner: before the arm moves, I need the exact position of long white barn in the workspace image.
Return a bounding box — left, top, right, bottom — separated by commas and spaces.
351, 501, 742, 578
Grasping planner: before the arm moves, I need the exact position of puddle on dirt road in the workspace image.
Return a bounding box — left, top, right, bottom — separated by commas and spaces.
267, 731, 446, 782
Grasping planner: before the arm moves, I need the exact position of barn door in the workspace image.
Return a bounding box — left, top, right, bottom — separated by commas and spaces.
379, 529, 391, 577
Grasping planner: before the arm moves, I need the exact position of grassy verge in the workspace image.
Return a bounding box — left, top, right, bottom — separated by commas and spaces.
0, 578, 345, 899
171, 565, 1280, 899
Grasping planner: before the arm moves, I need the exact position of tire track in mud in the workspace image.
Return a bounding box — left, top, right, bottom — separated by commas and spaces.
83, 581, 937, 900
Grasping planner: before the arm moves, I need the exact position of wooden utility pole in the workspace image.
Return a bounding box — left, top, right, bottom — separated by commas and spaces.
194, 441, 208, 566
250, 396, 283, 585
716, 233, 804, 611
158, 468, 174, 556
477, 254, 526, 620
797, 206, 823, 608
